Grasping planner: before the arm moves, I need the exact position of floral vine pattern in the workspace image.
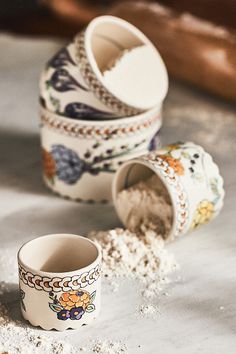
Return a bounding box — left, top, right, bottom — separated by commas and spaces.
42, 140, 146, 185
190, 178, 222, 229
144, 142, 224, 235
49, 289, 96, 321
46, 68, 88, 93
47, 47, 76, 69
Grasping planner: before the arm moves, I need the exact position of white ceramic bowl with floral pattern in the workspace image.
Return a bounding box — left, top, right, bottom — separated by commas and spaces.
18, 234, 101, 331
40, 105, 162, 202
40, 15, 168, 119
112, 142, 225, 240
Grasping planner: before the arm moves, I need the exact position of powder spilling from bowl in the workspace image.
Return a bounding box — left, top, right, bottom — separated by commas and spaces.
89, 227, 178, 283
89, 174, 178, 305
102, 45, 168, 110
116, 174, 173, 238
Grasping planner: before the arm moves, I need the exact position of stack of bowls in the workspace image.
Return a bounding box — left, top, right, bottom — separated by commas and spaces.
39, 16, 168, 202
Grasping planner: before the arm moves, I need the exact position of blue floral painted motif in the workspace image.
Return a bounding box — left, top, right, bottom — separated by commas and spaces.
47, 47, 75, 68
64, 102, 116, 120
51, 145, 85, 184
148, 131, 161, 151
47, 68, 88, 92
43, 141, 146, 185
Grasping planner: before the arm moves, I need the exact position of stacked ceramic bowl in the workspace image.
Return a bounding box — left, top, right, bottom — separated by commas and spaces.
40, 16, 168, 202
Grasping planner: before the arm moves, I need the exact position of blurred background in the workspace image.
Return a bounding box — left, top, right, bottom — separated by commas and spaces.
0, 0, 236, 102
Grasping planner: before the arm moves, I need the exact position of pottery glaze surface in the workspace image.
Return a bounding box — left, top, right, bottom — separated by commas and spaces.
18, 234, 101, 331
113, 142, 225, 240
40, 106, 162, 202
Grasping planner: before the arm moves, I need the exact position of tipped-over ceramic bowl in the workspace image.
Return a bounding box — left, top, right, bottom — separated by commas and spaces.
40, 15, 168, 119
112, 142, 225, 240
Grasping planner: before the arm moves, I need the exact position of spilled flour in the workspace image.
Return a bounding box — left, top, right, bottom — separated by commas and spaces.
92, 339, 127, 354
0, 290, 78, 354
0, 300, 76, 354
0, 297, 127, 354
89, 174, 179, 317
116, 175, 173, 238
138, 304, 160, 318
90, 228, 178, 284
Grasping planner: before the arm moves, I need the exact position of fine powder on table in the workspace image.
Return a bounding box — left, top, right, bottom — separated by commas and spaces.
102, 45, 167, 110
92, 339, 127, 354
89, 227, 178, 286
89, 174, 178, 303
0, 296, 127, 354
116, 174, 173, 238
0, 301, 76, 354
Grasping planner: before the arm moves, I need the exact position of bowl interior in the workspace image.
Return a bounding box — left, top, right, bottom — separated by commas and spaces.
18, 234, 99, 273
112, 160, 175, 238
86, 16, 168, 110
89, 19, 144, 72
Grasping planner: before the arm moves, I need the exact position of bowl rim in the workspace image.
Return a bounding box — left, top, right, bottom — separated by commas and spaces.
40, 104, 162, 127
18, 233, 102, 277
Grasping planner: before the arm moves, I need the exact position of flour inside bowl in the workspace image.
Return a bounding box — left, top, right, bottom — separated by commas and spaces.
102, 45, 168, 110
116, 174, 173, 238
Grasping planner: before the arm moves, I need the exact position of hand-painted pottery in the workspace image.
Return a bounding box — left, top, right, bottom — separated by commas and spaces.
112, 142, 225, 240
18, 234, 101, 331
40, 15, 168, 119
40, 105, 162, 202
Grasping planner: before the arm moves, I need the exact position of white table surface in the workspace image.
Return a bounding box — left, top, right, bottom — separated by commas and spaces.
0, 34, 236, 354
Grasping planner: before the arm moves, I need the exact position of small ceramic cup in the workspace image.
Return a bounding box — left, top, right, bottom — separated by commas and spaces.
40, 15, 168, 118
40, 104, 162, 202
18, 234, 101, 331
112, 142, 225, 240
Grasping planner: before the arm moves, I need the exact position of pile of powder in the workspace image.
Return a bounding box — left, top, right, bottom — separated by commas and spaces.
89, 227, 178, 284
116, 174, 173, 238
102, 45, 167, 110
89, 174, 178, 302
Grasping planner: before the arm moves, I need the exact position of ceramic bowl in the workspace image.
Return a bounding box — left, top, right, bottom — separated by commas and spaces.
40, 15, 168, 119
40, 105, 162, 202
112, 142, 225, 240
18, 234, 101, 331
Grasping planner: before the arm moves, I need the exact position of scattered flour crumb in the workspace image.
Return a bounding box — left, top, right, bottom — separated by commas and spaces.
0, 301, 77, 354
110, 281, 119, 293
92, 339, 127, 354
139, 304, 160, 318
219, 306, 225, 311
